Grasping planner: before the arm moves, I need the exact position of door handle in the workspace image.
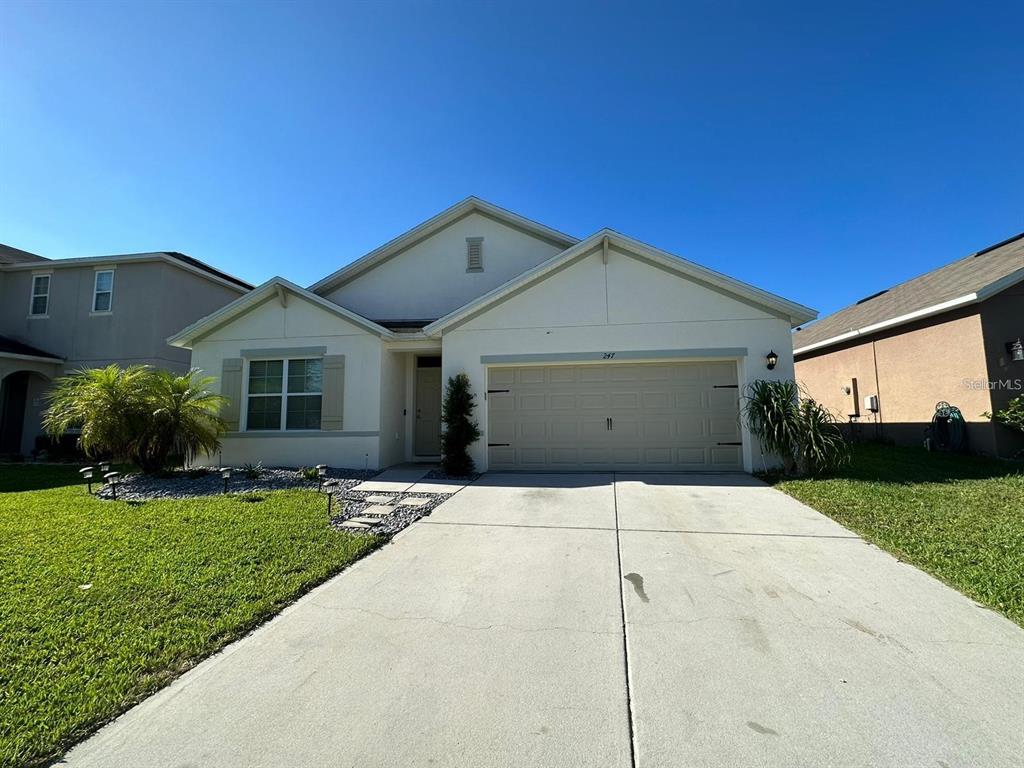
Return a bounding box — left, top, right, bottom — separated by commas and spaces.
606, 417, 612, 431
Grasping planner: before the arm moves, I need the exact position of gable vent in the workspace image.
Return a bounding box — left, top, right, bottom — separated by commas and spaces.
466, 237, 484, 272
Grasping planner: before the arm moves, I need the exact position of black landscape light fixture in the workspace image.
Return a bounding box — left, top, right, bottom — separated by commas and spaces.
79, 466, 95, 494
1008, 338, 1024, 362
323, 479, 339, 516
103, 472, 121, 501
220, 467, 232, 494
766, 350, 778, 371
100, 461, 110, 474
316, 464, 327, 491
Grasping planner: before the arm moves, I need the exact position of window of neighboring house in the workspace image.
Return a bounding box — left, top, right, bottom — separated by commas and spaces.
30, 274, 50, 316
245, 358, 323, 431
92, 270, 114, 312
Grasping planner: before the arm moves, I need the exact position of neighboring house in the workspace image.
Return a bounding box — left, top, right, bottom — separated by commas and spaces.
0, 244, 252, 456
170, 197, 816, 473
794, 232, 1024, 458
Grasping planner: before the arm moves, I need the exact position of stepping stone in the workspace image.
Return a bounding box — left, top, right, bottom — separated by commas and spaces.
397, 497, 430, 507
347, 516, 384, 526
362, 504, 397, 517
366, 494, 397, 503
339, 521, 372, 530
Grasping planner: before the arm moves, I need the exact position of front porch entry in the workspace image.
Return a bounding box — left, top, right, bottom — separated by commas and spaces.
414, 355, 442, 457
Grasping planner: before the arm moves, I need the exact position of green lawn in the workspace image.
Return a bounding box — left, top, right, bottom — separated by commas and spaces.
0, 465, 380, 768
771, 443, 1024, 627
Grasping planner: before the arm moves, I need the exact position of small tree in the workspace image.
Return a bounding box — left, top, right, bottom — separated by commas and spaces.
440, 373, 481, 476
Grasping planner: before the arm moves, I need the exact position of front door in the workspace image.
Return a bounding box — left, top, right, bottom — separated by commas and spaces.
414, 357, 442, 456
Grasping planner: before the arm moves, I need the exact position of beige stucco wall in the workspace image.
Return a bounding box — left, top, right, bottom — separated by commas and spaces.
979, 286, 1024, 457
796, 306, 1000, 454
0, 260, 246, 372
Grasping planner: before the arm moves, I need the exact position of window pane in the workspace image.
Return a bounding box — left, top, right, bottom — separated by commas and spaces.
31, 295, 48, 315
33, 275, 49, 294
248, 360, 283, 394
286, 395, 322, 430
288, 358, 322, 393
246, 396, 282, 430
95, 271, 113, 292
93, 292, 111, 312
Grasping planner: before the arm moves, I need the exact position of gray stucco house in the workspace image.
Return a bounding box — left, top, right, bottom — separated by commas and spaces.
0, 242, 251, 457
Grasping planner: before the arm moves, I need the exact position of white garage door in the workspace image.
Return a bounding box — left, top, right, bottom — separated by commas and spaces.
487, 360, 743, 471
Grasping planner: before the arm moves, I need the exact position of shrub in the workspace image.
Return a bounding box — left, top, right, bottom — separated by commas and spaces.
440, 373, 481, 476
743, 379, 849, 476
298, 466, 320, 481
985, 395, 1024, 433
241, 461, 264, 479
44, 365, 226, 473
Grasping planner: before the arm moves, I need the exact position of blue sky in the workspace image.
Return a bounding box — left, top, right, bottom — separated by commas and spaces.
1, 1, 1021, 320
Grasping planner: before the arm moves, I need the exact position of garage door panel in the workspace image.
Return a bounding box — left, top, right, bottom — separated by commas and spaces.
487, 361, 742, 471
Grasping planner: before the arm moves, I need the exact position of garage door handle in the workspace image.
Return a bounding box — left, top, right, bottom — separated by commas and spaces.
607, 417, 613, 431
717, 442, 742, 446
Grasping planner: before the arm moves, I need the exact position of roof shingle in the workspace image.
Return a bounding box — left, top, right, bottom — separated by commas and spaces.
793, 232, 1024, 353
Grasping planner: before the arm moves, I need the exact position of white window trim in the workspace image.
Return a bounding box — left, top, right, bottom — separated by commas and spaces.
241, 357, 324, 433
91, 268, 115, 315
28, 272, 52, 318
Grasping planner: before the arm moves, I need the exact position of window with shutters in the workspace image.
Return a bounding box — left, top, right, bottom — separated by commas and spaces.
466, 237, 484, 272
245, 358, 323, 431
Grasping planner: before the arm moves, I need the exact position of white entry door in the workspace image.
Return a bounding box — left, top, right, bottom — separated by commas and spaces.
487, 360, 742, 471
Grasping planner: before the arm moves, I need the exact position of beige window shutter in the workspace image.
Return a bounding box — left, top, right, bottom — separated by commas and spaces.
220, 358, 243, 431
321, 355, 346, 430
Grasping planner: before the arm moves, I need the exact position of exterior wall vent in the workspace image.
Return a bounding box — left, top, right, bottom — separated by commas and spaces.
466, 237, 484, 272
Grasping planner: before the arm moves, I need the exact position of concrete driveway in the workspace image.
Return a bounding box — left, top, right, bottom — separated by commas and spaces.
63, 474, 1024, 767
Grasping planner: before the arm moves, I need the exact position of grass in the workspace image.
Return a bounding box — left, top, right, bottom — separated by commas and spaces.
769, 442, 1024, 627
0, 465, 380, 768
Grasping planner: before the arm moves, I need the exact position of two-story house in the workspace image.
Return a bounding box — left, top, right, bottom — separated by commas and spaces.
0, 243, 251, 457
170, 198, 816, 473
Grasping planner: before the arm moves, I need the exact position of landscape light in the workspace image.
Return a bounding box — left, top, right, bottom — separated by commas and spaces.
79, 466, 94, 494
220, 467, 232, 494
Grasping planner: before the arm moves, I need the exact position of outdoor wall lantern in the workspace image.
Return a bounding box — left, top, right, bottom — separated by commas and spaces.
316, 464, 328, 491
323, 479, 339, 516
766, 350, 778, 371
220, 467, 232, 494
103, 472, 121, 501
1008, 338, 1024, 362
79, 466, 94, 494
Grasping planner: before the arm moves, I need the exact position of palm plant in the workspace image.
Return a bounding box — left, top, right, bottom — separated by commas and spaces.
743, 379, 849, 476
43, 365, 152, 463
136, 370, 227, 472
44, 365, 227, 473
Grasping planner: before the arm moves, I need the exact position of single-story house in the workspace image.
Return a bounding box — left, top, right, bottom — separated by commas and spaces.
794, 232, 1024, 457
169, 197, 816, 473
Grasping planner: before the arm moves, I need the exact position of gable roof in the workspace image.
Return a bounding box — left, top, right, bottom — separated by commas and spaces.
0, 243, 48, 265
308, 196, 579, 295
167, 277, 394, 348
0, 249, 252, 291
424, 229, 817, 336
793, 232, 1024, 356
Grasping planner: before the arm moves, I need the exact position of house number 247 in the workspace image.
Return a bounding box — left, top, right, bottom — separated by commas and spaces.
601, 352, 616, 359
